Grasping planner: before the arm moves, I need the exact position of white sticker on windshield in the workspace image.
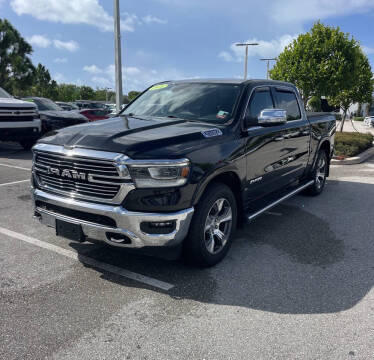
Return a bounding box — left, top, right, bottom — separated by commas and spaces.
216, 110, 229, 119
201, 128, 223, 138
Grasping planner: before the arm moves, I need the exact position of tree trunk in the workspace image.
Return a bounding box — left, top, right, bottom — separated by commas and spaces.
339, 110, 347, 132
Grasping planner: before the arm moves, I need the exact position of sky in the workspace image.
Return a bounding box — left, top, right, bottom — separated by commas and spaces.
1, 0, 374, 93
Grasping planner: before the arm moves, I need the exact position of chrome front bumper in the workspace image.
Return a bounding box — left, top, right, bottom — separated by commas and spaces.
32, 188, 194, 248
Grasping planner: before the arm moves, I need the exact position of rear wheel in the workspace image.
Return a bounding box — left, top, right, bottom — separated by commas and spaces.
305, 149, 328, 196
183, 183, 237, 267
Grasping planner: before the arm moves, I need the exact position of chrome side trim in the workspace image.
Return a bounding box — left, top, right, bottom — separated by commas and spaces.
247, 180, 314, 222
33, 188, 194, 248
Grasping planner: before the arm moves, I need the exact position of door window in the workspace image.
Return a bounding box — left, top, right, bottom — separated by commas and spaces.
274, 89, 301, 120
246, 88, 274, 126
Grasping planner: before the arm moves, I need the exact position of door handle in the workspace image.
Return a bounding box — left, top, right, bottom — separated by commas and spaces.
274, 136, 284, 141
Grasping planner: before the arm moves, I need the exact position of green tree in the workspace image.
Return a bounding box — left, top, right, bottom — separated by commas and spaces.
30, 63, 58, 99
122, 94, 129, 104
308, 96, 322, 112
55, 84, 80, 102
328, 48, 373, 131
93, 88, 115, 102
270, 22, 360, 105
78, 85, 95, 100
128, 91, 141, 101
0, 18, 35, 96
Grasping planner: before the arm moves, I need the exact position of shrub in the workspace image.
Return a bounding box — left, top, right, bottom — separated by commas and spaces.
335, 132, 373, 157
353, 116, 364, 121
334, 113, 342, 121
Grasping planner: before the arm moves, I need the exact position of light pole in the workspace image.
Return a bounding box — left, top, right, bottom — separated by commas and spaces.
114, 0, 123, 112
260, 58, 277, 79
236, 43, 259, 80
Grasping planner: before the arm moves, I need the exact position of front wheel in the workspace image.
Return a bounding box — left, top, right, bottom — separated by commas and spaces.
183, 183, 237, 267
305, 150, 328, 196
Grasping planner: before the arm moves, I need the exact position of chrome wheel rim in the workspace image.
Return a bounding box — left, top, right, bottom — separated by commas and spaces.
315, 156, 326, 189
204, 198, 232, 254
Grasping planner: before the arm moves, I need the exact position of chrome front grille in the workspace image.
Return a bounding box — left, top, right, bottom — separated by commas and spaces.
0, 107, 38, 122
33, 144, 134, 204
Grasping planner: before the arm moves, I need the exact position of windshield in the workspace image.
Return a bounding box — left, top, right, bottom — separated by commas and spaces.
0, 87, 11, 98
123, 82, 242, 123
30, 98, 62, 111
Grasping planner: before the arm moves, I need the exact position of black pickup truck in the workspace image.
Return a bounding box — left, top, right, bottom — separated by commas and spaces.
31, 79, 335, 266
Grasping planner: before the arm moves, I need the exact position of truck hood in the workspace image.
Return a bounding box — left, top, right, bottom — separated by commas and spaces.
38, 115, 226, 158
0, 97, 37, 109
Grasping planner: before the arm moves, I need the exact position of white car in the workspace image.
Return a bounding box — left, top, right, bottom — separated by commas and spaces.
364, 116, 374, 127
0, 87, 41, 149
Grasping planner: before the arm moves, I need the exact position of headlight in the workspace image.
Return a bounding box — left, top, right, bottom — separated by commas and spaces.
126, 159, 190, 188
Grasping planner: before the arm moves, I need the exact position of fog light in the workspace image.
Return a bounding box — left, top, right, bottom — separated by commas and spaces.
140, 221, 176, 234
150, 221, 174, 228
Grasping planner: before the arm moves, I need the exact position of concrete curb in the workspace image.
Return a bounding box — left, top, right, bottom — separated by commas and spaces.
331, 146, 374, 165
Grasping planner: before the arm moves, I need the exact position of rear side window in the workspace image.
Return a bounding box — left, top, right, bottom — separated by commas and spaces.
274, 89, 301, 120
246, 89, 274, 122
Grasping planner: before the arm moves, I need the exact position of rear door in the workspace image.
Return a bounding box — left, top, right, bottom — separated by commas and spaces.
272, 87, 310, 182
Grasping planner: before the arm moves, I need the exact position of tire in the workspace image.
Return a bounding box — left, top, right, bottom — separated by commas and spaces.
305, 149, 328, 196
19, 139, 36, 150
183, 183, 237, 267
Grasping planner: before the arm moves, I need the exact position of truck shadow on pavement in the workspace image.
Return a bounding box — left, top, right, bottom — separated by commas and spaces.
70, 180, 373, 315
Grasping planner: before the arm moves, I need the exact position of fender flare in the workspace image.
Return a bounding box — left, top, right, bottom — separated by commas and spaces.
191, 164, 243, 206
312, 137, 332, 175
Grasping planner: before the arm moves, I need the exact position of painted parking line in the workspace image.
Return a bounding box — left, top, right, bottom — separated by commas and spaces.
0, 227, 174, 291
0, 163, 31, 171
0, 179, 30, 187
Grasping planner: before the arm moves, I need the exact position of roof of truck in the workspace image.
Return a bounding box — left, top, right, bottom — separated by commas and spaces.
158, 78, 295, 87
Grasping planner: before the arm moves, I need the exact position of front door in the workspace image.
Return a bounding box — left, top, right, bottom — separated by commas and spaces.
243, 86, 289, 205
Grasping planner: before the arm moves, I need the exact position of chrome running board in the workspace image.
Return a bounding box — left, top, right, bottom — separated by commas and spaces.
247, 180, 314, 222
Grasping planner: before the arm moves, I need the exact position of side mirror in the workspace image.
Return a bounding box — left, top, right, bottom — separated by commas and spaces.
258, 109, 287, 126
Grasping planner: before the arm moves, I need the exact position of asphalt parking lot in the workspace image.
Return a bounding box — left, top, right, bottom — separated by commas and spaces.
0, 142, 374, 360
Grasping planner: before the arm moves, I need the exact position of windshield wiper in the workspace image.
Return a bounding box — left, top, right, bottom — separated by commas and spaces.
121, 113, 148, 120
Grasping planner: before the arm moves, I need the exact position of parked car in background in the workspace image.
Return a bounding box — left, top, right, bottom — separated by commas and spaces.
80, 108, 110, 122
105, 103, 118, 117
364, 116, 374, 127
23, 97, 88, 134
0, 87, 40, 150
74, 101, 110, 113
56, 101, 79, 111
